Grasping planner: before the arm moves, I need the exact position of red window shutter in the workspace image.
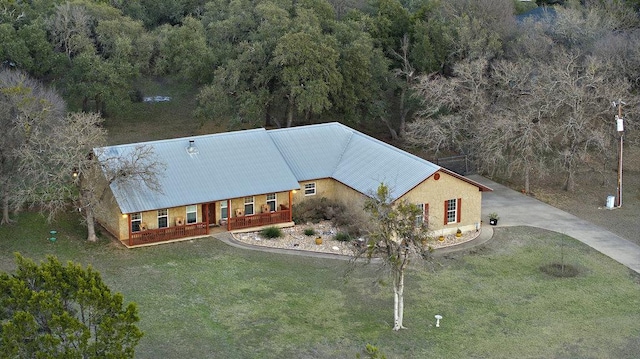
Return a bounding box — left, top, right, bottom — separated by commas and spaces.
457, 198, 462, 223
443, 200, 448, 225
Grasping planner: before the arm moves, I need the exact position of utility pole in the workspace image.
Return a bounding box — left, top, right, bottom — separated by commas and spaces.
613, 99, 625, 208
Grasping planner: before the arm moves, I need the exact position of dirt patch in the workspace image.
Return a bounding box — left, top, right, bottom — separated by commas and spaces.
540, 263, 581, 278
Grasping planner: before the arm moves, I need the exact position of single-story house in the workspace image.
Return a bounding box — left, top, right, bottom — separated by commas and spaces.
94, 122, 491, 247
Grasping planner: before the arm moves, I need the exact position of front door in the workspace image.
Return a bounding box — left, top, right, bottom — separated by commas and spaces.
203, 203, 216, 226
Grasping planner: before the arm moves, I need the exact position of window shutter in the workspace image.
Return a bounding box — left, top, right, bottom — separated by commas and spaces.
457, 198, 462, 223
443, 200, 448, 225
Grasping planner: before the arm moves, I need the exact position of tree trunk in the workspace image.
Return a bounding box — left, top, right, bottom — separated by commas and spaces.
1, 189, 11, 225
392, 268, 406, 331
524, 164, 530, 194
264, 107, 272, 128
287, 96, 294, 128
86, 206, 97, 242
82, 96, 89, 112
398, 87, 407, 139
564, 167, 575, 192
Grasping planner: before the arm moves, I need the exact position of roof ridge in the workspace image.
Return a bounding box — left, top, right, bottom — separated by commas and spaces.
98, 127, 267, 150
340, 125, 441, 170
329, 127, 354, 177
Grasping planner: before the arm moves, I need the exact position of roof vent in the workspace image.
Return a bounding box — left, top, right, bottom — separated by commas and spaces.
186, 139, 198, 155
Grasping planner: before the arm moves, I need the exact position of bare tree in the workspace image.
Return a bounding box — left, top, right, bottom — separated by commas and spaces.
357, 183, 431, 331
19, 112, 165, 242
0, 69, 65, 225
407, 3, 639, 193
47, 2, 92, 60
406, 57, 491, 156
388, 34, 417, 140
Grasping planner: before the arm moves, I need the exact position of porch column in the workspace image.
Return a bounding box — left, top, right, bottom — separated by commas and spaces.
288, 190, 293, 222
205, 203, 210, 235
227, 199, 231, 231
127, 213, 132, 247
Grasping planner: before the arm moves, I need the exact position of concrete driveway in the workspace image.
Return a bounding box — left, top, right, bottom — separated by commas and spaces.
469, 175, 640, 274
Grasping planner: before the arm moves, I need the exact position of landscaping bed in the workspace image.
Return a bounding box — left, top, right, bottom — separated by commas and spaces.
233, 221, 481, 255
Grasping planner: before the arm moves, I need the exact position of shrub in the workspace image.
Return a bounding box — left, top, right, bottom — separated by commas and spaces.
303, 228, 316, 236
292, 197, 366, 238
334, 232, 352, 242
292, 197, 346, 224
260, 226, 282, 239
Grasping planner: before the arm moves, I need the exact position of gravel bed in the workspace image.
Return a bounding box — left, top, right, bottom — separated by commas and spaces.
233, 221, 480, 255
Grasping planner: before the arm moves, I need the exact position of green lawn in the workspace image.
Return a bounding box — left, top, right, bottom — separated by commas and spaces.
1, 212, 639, 358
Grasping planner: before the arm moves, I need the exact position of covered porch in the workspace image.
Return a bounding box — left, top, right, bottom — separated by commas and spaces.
123, 197, 294, 247
226, 208, 291, 230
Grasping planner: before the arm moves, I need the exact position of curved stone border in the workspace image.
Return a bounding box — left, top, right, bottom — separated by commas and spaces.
213, 226, 494, 260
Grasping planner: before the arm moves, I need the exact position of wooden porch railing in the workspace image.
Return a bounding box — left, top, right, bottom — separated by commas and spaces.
228, 210, 291, 230
129, 222, 208, 246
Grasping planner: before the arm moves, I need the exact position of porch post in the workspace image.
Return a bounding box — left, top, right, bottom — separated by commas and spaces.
205, 203, 209, 234
127, 213, 132, 247
227, 199, 231, 231
289, 190, 293, 222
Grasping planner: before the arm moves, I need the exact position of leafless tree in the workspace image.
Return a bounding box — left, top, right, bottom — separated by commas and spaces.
47, 2, 92, 60
19, 112, 165, 242
388, 34, 416, 140
407, 3, 639, 193
406, 58, 491, 156
0, 69, 65, 225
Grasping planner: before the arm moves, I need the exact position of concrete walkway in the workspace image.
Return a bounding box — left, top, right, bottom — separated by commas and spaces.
214, 175, 640, 274
469, 175, 640, 274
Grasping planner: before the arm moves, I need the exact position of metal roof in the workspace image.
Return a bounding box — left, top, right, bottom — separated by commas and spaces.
97, 122, 484, 214
270, 123, 440, 200
331, 127, 440, 200
267, 123, 353, 180
95, 128, 301, 214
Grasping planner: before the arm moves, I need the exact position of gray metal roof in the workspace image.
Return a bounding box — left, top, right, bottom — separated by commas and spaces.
267, 123, 354, 180
331, 127, 440, 200
95, 128, 301, 214
270, 123, 440, 200
96, 122, 458, 214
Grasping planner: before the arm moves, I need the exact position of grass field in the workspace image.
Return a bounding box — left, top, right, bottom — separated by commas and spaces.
1, 212, 639, 358
103, 77, 226, 145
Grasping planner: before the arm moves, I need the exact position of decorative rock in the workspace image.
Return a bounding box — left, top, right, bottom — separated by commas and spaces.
332, 246, 340, 251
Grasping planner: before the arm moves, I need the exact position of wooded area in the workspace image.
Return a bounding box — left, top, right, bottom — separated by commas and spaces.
2, 0, 640, 226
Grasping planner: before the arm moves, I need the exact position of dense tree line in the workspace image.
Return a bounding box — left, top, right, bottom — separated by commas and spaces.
407, 1, 640, 192
2, 0, 640, 200
0, 0, 532, 131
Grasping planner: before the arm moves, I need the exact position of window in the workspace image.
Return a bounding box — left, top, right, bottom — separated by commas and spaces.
266, 193, 276, 212
244, 196, 254, 215
220, 201, 228, 220
445, 198, 461, 224
415, 203, 428, 226
158, 209, 168, 228
304, 182, 316, 196
131, 212, 142, 232
186, 205, 197, 224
